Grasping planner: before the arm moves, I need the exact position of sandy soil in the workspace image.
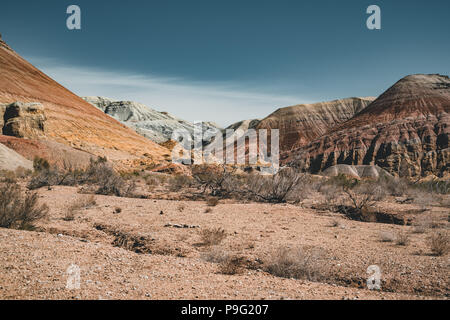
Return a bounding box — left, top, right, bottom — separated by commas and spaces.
0, 186, 448, 300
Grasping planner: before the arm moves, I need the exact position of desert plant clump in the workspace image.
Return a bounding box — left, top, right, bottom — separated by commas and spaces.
192, 164, 238, 197
114, 207, 122, 214
218, 255, 245, 275
241, 168, 308, 203
201, 246, 229, 263
428, 231, 449, 256
168, 174, 193, 192
0, 182, 49, 230
264, 246, 327, 282
28, 156, 137, 197
200, 227, 227, 246
33, 156, 50, 172
0, 169, 17, 183
64, 195, 97, 221
395, 231, 410, 246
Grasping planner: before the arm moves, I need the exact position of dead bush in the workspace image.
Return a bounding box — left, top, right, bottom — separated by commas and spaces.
428, 231, 449, 256
200, 227, 227, 246
192, 164, 237, 197
337, 181, 386, 222
395, 231, 410, 246
0, 170, 17, 183
0, 182, 49, 230
264, 246, 327, 282
218, 256, 245, 275
319, 183, 342, 212
242, 168, 307, 203
28, 157, 136, 197
201, 246, 229, 263
377, 176, 410, 197
64, 195, 96, 221
168, 175, 193, 192
33, 156, 50, 172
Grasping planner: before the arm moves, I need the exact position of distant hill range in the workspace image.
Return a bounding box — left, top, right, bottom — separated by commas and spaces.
286, 74, 450, 177
82, 97, 221, 144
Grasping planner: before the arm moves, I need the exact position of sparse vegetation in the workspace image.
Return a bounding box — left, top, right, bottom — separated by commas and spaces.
218, 255, 245, 275
428, 231, 449, 256
241, 168, 309, 203
168, 174, 193, 192
395, 231, 410, 246
64, 195, 97, 221
0, 182, 49, 230
28, 157, 137, 197
192, 164, 237, 197
201, 246, 229, 263
200, 227, 227, 246
264, 246, 327, 282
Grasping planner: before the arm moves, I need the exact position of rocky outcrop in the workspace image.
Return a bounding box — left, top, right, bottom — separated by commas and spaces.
257, 97, 375, 153
287, 74, 450, 177
0, 39, 169, 166
83, 96, 222, 144
0, 102, 46, 138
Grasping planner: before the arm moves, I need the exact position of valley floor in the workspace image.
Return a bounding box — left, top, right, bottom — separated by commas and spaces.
0, 186, 448, 300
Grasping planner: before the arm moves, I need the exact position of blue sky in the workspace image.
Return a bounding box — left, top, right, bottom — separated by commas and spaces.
1, 0, 449, 126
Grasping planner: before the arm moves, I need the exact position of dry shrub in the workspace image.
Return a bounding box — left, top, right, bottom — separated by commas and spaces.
168, 174, 193, 192
264, 246, 327, 282
0, 170, 17, 183
343, 182, 386, 212
413, 214, 442, 233
114, 207, 122, 214
201, 246, 229, 263
377, 176, 410, 197
28, 157, 136, 197
242, 168, 308, 203
200, 227, 227, 246
428, 231, 449, 256
379, 231, 395, 242
218, 256, 245, 275
14, 166, 32, 179
204, 208, 212, 213
64, 195, 96, 221
177, 204, 185, 212
319, 183, 342, 212
395, 231, 410, 246
0, 182, 49, 230
206, 197, 219, 207
192, 164, 237, 197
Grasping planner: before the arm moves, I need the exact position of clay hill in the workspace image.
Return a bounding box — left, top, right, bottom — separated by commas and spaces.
287, 74, 450, 177
0, 38, 170, 168
256, 97, 375, 153
83, 96, 222, 144
207, 98, 374, 166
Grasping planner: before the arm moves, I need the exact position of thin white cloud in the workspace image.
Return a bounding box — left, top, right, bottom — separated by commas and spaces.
27, 57, 310, 127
